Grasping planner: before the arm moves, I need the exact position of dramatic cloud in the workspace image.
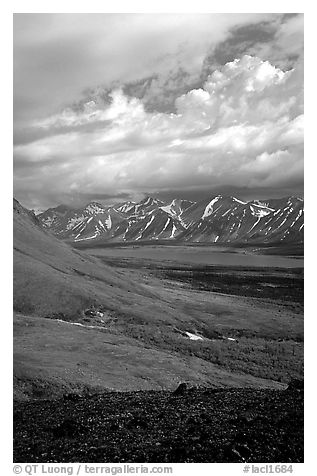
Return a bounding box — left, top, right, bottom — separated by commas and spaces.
15, 13, 274, 122
14, 53, 303, 209
13, 14, 304, 209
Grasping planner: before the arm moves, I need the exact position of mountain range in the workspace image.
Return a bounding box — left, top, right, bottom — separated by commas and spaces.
38, 194, 304, 245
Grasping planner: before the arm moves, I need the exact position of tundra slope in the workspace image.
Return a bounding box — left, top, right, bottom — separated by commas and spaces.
38, 195, 303, 244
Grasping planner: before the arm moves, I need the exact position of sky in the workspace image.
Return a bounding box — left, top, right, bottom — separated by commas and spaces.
13, 13, 304, 210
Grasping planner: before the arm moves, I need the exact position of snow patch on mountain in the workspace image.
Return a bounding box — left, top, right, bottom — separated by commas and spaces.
185, 331, 203, 341
143, 215, 155, 232
105, 215, 112, 230
74, 233, 98, 242
162, 218, 171, 232
160, 204, 175, 216
170, 224, 177, 238
249, 205, 272, 218
117, 201, 135, 213
202, 196, 220, 219
42, 215, 57, 227
232, 197, 246, 204
66, 215, 85, 231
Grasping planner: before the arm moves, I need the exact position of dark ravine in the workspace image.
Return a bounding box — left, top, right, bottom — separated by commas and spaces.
14, 386, 303, 463
37, 194, 304, 245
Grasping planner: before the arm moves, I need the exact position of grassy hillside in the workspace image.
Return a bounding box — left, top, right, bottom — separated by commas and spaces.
14, 313, 286, 400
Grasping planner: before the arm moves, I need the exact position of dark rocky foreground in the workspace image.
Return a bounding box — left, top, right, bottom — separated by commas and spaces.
14, 385, 303, 463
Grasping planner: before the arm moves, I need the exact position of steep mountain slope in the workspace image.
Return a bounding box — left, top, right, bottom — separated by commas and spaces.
160, 198, 194, 218
39, 197, 186, 242
179, 195, 303, 244
117, 196, 164, 217
39, 202, 124, 242
38, 195, 304, 245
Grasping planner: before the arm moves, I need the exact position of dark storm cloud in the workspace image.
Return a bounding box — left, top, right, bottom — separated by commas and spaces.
202, 13, 303, 77
202, 21, 277, 74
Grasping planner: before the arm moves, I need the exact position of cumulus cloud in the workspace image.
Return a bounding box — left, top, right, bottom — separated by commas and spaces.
14, 54, 303, 209
14, 13, 290, 125
49, 14, 303, 120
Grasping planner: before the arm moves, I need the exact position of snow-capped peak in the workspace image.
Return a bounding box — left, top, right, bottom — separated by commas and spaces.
84, 203, 106, 215
116, 201, 136, 213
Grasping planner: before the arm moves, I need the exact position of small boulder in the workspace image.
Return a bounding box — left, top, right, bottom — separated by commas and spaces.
173, 382, 187, 396
287, 379, 304, 391
63, 392, 81, 402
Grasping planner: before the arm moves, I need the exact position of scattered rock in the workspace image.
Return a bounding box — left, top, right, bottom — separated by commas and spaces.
84, 308, 104, 318
14, 387, 304, 463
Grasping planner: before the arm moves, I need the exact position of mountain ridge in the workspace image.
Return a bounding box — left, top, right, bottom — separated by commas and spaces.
37, 194, 304, 245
